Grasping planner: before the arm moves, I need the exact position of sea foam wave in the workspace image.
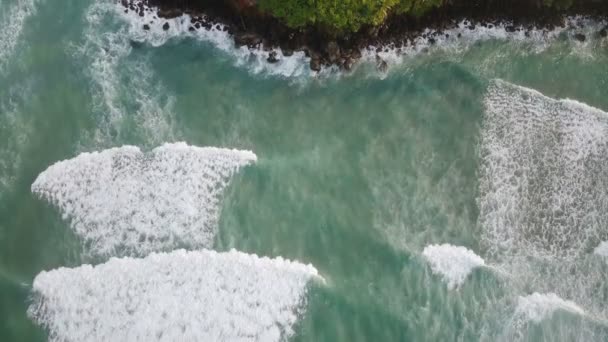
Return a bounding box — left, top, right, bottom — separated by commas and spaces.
479, 79, 608, 260
31, 142, 257, 257
28, 249, 322, 342
422, 244, 485, 289
0, 0, 36, 71
514, 293, 585, 323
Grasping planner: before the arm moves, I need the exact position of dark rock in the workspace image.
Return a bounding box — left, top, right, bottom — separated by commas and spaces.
457, 33, 462, 38
282, 49, 294, 57
310, 56, 321, 72
163, 22, 170, 31
267, 51, 279, 63
158, 8, 182, 19
505, 25, 516, 33
143, 24, 150, 31
600, 28, 607, 38
188, 26, 195, 32
574, 33, 586, 42
325, 41, 340, 63
468, 25, 475, 30
234, 32, 262, 47
195, 22, 201, 29
376, 55, 387, 72
428, 38, 436, 45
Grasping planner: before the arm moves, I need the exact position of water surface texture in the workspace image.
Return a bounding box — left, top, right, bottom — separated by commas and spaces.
1, 0, 608, 341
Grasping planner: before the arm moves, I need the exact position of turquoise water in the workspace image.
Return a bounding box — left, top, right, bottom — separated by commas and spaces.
2, 0, 608, 341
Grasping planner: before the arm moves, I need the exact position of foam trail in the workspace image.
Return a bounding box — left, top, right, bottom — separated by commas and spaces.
514, 293, 585, 323
422, 244, 485, 289
31, 142, 257, 258
479, 79, 608, 261
0, 81, 33, 196
80, 0, 176, 145
0, 0, 36, 71
29, 249, 322, 342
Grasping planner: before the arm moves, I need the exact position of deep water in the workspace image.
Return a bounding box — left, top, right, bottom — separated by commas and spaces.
1, 0, 608, 341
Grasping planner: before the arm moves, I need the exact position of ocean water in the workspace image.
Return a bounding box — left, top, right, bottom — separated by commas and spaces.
1, 0, 608, 341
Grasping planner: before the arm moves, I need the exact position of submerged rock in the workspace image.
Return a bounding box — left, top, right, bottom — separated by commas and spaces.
267, 51, 279, 63
162, 22, 170, 31
574, 33, 586, 42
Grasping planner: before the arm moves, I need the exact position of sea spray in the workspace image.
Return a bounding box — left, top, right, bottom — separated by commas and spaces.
117, 1, 310, 78
28, 249, 322, 342
31, 142, 257, 258
422, 244, 485, 289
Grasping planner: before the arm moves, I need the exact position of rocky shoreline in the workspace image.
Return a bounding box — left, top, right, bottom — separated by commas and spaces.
121, 0, 608, 71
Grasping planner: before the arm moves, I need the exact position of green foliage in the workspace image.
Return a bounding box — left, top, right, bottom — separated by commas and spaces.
257, 0, 444, 32
257, 0, 579, 32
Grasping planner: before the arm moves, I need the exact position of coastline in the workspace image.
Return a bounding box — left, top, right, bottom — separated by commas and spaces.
122, 0, 608, 71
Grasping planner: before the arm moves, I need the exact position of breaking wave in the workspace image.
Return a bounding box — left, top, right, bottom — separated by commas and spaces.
31, 142, 257, 257
479, 79, 608, 261
422, 244, 485, 289
29, 249, 322, 342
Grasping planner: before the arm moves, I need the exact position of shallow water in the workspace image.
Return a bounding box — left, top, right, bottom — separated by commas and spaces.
1, 0, 608, 341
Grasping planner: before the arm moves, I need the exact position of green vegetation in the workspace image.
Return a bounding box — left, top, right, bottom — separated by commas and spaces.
257, 0, 444, 32
256, 0, 581, 32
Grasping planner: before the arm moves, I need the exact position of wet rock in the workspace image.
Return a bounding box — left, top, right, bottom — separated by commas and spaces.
376, 56, 388, 72
325, 41, 340, 63
234, 32, 262, 48
310, 55, 321, 72
188, 26, 195, 32
574, 33, 586, 42
428, 38, 436, 45
282, 49, 294, 57
163, 22, 170, 31
267, 51, 279, 63
143, 24, 150, 31
600, 28, 607, 38
158, 7, 182, 19
505, 25, 516, 33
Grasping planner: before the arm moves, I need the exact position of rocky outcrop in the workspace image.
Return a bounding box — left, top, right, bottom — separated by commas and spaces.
126, 0, 608, 72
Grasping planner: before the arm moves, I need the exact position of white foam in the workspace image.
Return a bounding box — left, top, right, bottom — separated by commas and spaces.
422, 244, 485, 289
28, 249, 322, 342
31, 142, 257, 257
479, 79, 608, 260
0, 0, 36, 71
117, 2, 310, 78
594, 241, 608, 257
80, 1, 176, 146
514, 293, 585, 323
